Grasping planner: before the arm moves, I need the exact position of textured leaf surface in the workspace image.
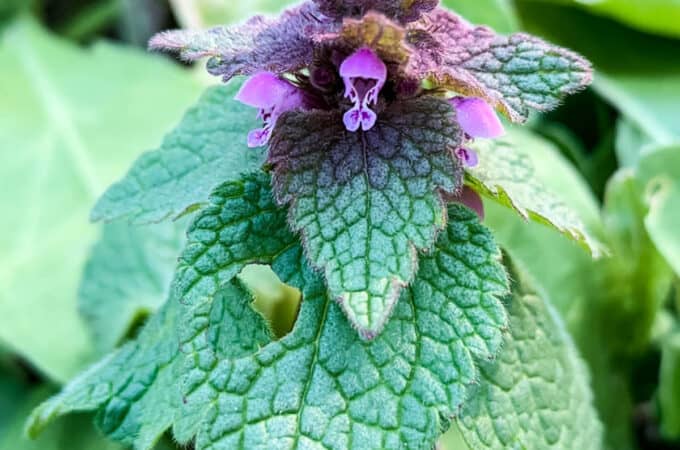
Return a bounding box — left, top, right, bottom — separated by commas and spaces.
30, 175, 509, 450
150, 2, 335, 82
313, 0, 437, 22
91, 82, 264, 224
26, 174, 291, 449
457, 263, 603, 450
176, 205, 507, 449
408, 8, 591, 123
0, 18, 201, 382
79, 220, 187, 353
466, 128, 604, 256
269, 97, 463, 337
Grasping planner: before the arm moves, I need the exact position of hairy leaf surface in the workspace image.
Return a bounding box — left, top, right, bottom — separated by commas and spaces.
79, 220, 188, 352
466, 130, 604, 256
91, 82, 264, 224
29, 175, 508, 450
408, 8, 591, 123
27, 174, 290, 448
269, 97, 463, 338
176, 204, 507, 449
457, 264, 603, 450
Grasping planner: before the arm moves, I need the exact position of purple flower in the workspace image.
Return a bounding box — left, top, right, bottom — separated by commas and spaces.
450, 96, 504, 168
451, 97, 504, 139
235, 72, 305, 147
339, 47, 387, 132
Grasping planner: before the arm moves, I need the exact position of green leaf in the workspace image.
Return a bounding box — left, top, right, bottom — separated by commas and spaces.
466, 128, 604, 256
27, 173, 296, 449
441, 0, 519, 34
478, 131, 636, 450
528, 0, 680, 39
91, 82, 264, 224
176, 205, 507, 449
78, 219, 188, 353
457, 261, 604, 450
0, 383, 122, 450
0, 17, 202, 382
30, 174, 509, 450
269, 97, 463, 338
659, 330, 680, 439
637, 146, 680, 276
515, 1, 680, 145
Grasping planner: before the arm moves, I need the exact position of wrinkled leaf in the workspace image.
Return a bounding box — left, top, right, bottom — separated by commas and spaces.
0, 18, 201, 382
408, 8, 592, 123
176, 205, 507, 449
30, 174, 509, 450
27, 173, 289, 449
457, 261, 604, 450
269, 97, 463, 338
466, 128, 604, 256
91, 82, 264, 224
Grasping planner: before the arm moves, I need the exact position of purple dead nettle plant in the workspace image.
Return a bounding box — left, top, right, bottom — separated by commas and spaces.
151, 0, 592, 337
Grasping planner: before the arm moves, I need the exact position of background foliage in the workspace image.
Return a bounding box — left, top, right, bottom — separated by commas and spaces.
1, 1, 679, 449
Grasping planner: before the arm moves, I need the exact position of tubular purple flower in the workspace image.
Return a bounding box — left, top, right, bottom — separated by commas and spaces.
454, 147, 478, 168
235, 71, 305, 147
339, 47, 387, 132
450, 97, 504, 139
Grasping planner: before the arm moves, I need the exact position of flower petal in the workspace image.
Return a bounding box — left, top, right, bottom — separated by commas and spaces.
452, 97, 505, 139
340, 47, 387, 87
235, 72, 293, 109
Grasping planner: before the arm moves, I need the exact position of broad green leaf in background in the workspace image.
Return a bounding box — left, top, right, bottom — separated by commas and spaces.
637, 146, 680, 276
169, 0, 295, 28
269, 98, 463, 338
615, 117, 657, 168
442, 0, 519, 33
0, 17, 202, 382
91, 82, 263, 224
659, 330, 680, 439
467, 128, 604, 256
1, 383, 122, 450
516, 1, 680, 145
78, 220, 188, 353
525, 0, 680, 38
457, 263, 603, 450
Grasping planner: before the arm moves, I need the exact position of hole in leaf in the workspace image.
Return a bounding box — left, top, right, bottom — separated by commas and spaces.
239, 265, 301, 339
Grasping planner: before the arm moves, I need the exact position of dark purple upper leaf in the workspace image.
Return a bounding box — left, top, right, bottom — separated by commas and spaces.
407, 8, 592, 122
149, 2, 336, 81
268, 96, 463, 338
313, 0, 438, 23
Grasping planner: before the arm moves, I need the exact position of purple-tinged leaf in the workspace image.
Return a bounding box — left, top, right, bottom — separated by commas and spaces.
150, 2, 336, 82
269, 96, 463, 338
408, 8, 592, 122
313, 0, 438, 23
